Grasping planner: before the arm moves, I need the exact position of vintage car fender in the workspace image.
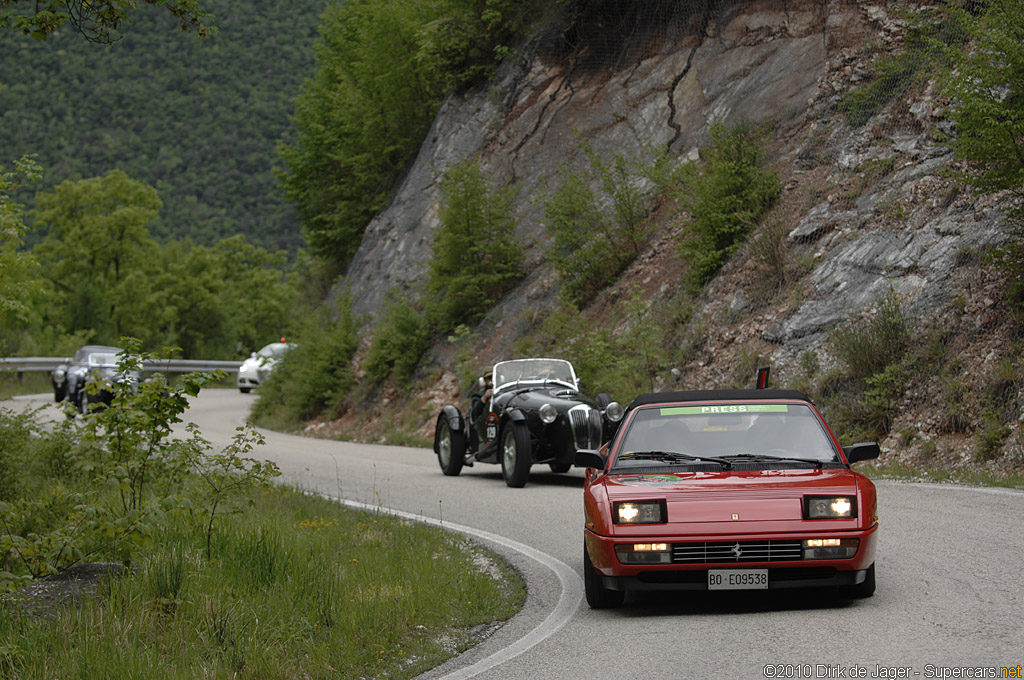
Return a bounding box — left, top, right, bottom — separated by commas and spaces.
503, 408, 526, 424
438, 404, 464, 434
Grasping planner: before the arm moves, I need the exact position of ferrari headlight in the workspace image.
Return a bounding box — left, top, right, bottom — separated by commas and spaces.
803, 538, 859, 559
613, 500, 666, 524
615, 543, 672, 564
604, 401, 624, 422
805, 496, 856, 519
539, 403, 557, 424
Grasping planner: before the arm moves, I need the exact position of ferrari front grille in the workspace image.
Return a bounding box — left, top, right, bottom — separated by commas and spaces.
672, 540, 803, 563
568, 404, 603, 450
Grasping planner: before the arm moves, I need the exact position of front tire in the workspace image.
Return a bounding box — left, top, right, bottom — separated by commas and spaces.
239, 386, 251, 394
548, 461, 572, 473
584, 544, 624, 609
501, 422, 532, 488
436, 418, 465, 476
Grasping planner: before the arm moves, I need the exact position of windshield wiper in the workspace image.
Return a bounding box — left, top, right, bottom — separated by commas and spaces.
619, 451, 733, 468
719, 453, 830, 468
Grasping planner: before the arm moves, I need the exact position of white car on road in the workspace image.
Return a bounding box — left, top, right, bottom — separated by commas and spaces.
237, 340, 294, 393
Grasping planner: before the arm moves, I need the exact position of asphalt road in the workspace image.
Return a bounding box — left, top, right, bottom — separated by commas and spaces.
8, 390, 1024, 679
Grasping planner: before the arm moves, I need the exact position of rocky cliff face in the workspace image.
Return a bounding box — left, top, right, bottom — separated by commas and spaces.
332, 1, 1020, 475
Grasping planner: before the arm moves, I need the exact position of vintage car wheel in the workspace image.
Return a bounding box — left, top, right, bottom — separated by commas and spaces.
436, 418, 465, 476
595, 392, 612, 408
501, 422, 532, 488
239, 386, 251, 394
584, 544, 624, 609
548, 461, 572, 473
848, 563, 876, 598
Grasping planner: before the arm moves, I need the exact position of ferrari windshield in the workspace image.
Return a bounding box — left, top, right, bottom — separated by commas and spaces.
493, 359, 577, 393
612, 403, 839, 468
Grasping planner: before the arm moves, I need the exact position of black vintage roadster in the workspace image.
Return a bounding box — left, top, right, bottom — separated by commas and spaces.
433, 358, 624, 487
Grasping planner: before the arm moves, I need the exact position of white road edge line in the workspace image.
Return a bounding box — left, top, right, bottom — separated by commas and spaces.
326, 496, 583, 680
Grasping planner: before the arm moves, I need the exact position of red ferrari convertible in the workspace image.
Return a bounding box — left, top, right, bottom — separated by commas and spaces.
575, 388, 880, 608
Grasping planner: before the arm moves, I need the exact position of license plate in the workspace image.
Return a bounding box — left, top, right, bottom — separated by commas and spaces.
486, 425, 497, 440
708, 569, 768, 590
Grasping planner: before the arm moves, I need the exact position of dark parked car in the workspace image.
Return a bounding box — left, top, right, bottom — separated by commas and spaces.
52, 345, 140, 413
574, 388, 880, 608
433, 358, 624, 487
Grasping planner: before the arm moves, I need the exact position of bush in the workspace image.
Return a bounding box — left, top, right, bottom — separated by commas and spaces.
365, 291, 432, 383
542, 144, 655, 306
250, 292, 360, 423
829, 292, 909, 380
675, 121, 781, 286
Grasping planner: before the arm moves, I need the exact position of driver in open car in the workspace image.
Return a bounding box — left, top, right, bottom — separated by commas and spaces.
470, 375, 493, 445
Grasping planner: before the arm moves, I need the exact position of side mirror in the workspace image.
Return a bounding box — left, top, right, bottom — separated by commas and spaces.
574, 449, 606, 470
843, 442, 880, 464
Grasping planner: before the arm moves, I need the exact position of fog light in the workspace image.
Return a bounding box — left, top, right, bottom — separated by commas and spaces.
802, 538, 859, 559
615, 543, 672, 564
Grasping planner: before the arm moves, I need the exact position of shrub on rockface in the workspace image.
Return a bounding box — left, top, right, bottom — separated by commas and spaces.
425, 158, 523, 333
674, 121, 781, 286
251, 292, 360, 424
365, 292, 432, 383
542, 144, 655, 307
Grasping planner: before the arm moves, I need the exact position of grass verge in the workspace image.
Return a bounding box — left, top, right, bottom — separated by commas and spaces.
0, 485, 525, 679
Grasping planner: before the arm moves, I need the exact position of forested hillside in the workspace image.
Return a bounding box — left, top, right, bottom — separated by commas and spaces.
0, 0, 326, 250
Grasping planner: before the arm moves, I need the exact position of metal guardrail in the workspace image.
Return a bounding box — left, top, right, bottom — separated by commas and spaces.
0, 357, 243, 375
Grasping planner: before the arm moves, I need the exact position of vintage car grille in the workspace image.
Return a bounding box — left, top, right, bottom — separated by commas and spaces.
568, 404, 603, 450
671, 540, 803, 564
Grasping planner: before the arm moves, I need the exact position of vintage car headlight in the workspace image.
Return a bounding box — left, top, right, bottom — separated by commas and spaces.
239, 364, 249, 373
613, 500, 667, 524
604, 401, 624, 422
615, 543, 672, 564
539, 403, 557, 424
804, 496, 856, 519
803, 538, 859, 559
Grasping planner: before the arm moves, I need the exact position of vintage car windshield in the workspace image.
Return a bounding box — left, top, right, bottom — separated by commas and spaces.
492, 359, 577, 393
612, 403, 839, 468
87, 353, 119, 367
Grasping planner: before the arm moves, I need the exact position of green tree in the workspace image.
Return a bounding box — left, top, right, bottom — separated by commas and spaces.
279, 0, 445, 264
278, 0, 547, 267
426, 158, 522, 331
542, 144, 654, 306
940, 0, 1024, 311
675, 121, 781, 286
147, 236, 295, 358
942, 0, 1024, 202
0, 156, 42, 326
365, 290, 431, 383
31, 170, 162, 343
0, 0, 212, 43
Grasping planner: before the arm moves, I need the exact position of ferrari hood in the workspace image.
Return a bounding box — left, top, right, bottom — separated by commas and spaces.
602, 468, 862, 527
